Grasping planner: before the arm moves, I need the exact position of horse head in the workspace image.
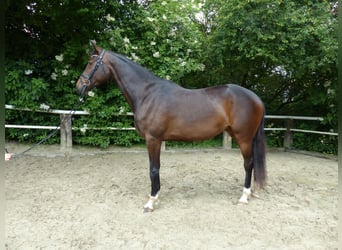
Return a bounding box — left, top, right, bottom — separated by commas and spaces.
76, 41, 111, 95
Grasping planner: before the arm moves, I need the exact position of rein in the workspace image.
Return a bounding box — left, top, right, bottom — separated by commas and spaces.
10, 50, 107, 159
10, 96, 86, 159
10, 49, 107, 159
10, 83, 89, 160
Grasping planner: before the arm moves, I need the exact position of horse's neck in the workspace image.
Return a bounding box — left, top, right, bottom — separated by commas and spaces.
107, 53, 158, 112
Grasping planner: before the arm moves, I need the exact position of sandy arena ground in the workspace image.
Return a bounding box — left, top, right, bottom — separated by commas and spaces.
4, 143, 338, 249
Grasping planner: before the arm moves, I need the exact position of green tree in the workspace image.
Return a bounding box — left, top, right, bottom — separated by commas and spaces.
5, 0, 206, 147
196, 0, 337, 153
203, 0, 337, 114
4, 0, 337, 153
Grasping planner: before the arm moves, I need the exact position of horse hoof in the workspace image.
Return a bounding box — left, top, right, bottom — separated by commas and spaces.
238, 198, 249, 204
143, 207, 154, 213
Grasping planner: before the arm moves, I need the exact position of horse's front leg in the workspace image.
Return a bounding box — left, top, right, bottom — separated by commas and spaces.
144, 137, 162, 212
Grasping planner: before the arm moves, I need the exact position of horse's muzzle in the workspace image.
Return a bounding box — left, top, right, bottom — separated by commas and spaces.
79, 84, 88, 96
75, 79, 87, 96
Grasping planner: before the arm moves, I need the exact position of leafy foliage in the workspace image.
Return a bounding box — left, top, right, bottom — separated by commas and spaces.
201, 0, 337, 153
4, 0, 337, 153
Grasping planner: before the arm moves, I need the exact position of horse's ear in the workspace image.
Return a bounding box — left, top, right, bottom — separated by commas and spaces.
90, 40, 102, 54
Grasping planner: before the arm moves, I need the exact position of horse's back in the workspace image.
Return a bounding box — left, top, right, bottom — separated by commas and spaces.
225, 84, 263, 106
204, 83, 264, 121
134, 81, 264, 142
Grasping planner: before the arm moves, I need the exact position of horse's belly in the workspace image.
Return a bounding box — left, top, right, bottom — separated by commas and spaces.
164, 118, 226, 141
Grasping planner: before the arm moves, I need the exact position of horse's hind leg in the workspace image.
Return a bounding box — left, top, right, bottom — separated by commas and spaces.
238, 142, 254, 204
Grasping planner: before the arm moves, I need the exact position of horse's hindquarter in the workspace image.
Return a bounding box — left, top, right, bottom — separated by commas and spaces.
224, 84, 264, 141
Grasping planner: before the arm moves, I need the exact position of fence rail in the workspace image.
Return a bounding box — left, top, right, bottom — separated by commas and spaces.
5, 104, 337, 151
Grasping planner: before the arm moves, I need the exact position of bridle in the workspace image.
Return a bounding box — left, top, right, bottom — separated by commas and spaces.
79, 49, 106, 96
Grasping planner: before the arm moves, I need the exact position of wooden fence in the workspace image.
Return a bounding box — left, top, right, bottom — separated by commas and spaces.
5, 104, 338, 151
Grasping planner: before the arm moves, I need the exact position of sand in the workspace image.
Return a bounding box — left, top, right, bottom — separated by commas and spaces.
4, 144, 338, 249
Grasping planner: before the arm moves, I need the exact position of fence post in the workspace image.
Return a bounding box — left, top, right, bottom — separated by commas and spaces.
60, 114, 73, 151
284, 119, 293, 149
222, 131, 232, 149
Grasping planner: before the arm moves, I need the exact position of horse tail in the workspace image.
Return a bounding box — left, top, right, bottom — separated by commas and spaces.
252, 110, 267, 188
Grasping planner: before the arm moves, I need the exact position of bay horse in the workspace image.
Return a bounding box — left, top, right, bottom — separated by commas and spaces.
76, 42, 266, 212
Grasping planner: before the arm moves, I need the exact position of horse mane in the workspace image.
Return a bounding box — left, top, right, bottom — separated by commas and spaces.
109, 51, 162, 82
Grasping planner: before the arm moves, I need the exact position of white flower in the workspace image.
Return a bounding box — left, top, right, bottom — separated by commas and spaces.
327, 88, 335, 95
161, 1, 167, 6
87, 91, 95, 97
150, 41, 156, 46
162, 14, 167, 20
62, 69, 68, 76
147, 17, 155, 22
39, 103, 50, 110
123, 37, 130, 44
105, 14, 115, 22
131, 53, 140, 61
80, 124, 88, 133
23, 133, 29, 137
199, 63, 205, 71
55, 54, 64, 62
51, 72, 58, 80
166, 75, 171, 80
324, 81, 331, 87
153, 52, 160, 58
119, 106, 125, 114
180, 61, 186, 67
132, 46, 138, 50
25, 69, 33, 75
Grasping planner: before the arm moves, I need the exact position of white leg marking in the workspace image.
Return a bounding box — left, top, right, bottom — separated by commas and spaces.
239, 187, 251, 204
144, 194, 159, 211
